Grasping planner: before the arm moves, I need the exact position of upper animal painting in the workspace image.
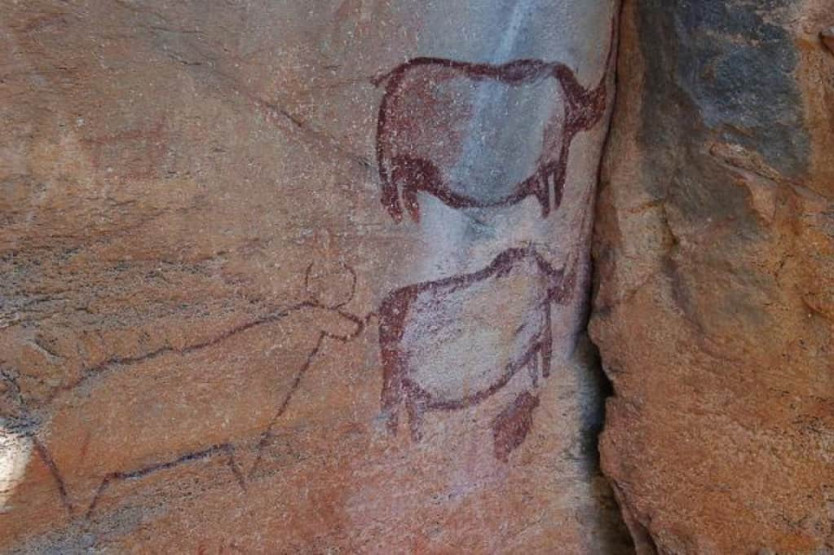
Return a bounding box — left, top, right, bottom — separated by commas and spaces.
375, 20, 615, 223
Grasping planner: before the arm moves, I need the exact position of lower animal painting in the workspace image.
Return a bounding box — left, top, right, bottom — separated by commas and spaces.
377, 246, 574, 460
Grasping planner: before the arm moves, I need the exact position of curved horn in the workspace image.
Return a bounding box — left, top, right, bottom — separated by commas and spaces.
586, 6, 620, 123
557, 6, 619, 133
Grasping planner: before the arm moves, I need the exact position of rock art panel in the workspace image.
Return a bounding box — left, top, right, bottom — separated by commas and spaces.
0, 0, 628, 551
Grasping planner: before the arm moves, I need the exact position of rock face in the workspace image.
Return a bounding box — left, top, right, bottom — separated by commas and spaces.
0, 0, 631, 552
592, 0, 834, 552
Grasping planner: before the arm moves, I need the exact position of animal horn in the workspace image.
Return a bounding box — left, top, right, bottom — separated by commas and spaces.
581, 7, 619, 129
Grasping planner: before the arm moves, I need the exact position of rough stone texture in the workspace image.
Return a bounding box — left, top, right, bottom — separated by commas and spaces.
592, 0, 834, 553
0, 0, 631, 552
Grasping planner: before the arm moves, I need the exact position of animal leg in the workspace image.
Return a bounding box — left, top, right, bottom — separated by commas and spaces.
403, 184, 421, 222
219, 443, 247, 490
535, 171, 551, 218
85, 474, 116, 519
32, 438, 74, 517
549, 149, 568, 212
381, 377, 402, 436
528, 348, 540, 388
406, 397, 424, 442
247, 431, 270, 479
550, 168, 565, 212
383, 405, 400, 436
382, 163, 405, 222
380, 343, 404, 436
541, 307, 553, 379
85, 443, 246, 519
381, 182, 403, 222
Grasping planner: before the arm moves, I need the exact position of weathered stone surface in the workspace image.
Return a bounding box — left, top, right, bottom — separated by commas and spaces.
592, 0, 834, 552
1, 0, 630, 551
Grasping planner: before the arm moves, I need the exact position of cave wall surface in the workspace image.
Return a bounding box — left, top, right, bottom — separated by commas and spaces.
0, 0, 632, 552
592, 0, 834, 552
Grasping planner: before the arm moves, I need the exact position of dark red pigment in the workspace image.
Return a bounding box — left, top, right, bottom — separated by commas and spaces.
374, 19, 615, 222
491, 391, 540, 463
378, 246, 575, 448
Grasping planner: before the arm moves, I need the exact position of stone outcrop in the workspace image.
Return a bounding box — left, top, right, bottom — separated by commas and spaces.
592, 0, 834, 552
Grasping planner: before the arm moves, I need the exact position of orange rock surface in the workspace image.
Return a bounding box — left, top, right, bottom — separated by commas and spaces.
592, 1, 834, 552
1, 1, 630, 551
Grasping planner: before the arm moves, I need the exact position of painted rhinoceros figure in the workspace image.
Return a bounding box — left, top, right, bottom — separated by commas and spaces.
374, 20, 615, 222
378, 247, 574, 440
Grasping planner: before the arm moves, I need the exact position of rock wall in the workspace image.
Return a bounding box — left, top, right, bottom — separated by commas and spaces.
0, 0, 631, 552
593, 0, 834, 552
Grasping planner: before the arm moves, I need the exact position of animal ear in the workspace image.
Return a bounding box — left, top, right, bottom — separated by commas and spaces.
310, 307, 363, 340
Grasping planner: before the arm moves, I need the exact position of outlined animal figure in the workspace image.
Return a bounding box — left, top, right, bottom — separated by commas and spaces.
374, 17, 616, 222
28, 262, 363, 519
378, 247, 574, 442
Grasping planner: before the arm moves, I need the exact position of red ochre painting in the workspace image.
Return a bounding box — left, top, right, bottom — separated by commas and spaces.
378, 247, 575, 452
374, 21, 614, 222
373, 19, 615, 458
